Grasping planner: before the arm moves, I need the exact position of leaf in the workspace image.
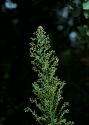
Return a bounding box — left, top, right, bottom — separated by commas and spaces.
72, 7, 81, 17
86, 30, 89, 36
83, 1, 89, 10
84, 11, 89, 18
77, 26, 86, 36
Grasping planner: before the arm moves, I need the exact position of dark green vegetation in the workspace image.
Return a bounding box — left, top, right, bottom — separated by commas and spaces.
0, 0, 89, 125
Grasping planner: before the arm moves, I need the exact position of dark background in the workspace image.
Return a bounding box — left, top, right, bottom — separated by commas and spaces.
0, 0, 89, 125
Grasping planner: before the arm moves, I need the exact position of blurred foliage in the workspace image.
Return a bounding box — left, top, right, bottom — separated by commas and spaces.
0, 0, 89, 125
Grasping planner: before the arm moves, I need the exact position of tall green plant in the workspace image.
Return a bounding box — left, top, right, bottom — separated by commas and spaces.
25, 26, 74, 125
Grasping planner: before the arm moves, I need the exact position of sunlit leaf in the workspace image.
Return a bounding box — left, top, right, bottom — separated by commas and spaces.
84, 11, 89, 18
83, 1, 89, 10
